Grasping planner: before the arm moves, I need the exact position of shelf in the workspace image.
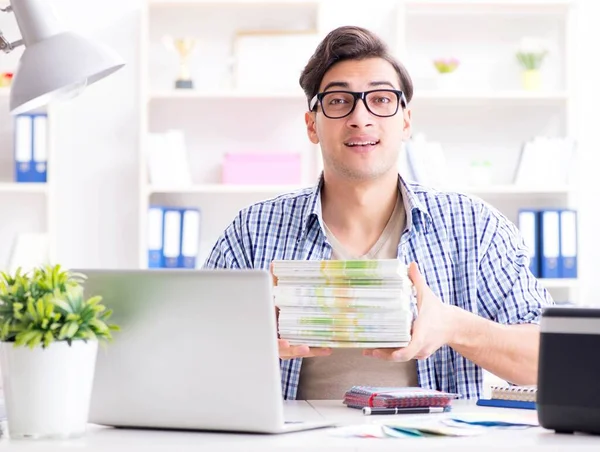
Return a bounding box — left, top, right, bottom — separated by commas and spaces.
149, 90, 306, 101
145, 184, 571, 198
148, 0, 319, 8
540, 278, 578, 289
0, 183, 49, 194
444, 185, 571, 195
149, 90, 567, 104
412, 90, 568, 104
405, 0, 572, 15
146, 184, 569, 196
147, 184, 310, 195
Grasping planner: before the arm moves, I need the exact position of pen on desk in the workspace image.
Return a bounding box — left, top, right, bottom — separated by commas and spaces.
362, 406, 446, 416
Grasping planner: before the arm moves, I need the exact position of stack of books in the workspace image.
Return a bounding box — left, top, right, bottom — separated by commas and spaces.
272, 259, 416, 348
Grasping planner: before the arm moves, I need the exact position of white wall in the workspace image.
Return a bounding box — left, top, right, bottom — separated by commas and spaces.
571, 0, 600, 305
43, 0, 600, 305
51, 0, 142, 269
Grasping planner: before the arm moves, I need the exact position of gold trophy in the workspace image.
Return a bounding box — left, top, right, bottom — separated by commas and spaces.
164, 35, 197, 89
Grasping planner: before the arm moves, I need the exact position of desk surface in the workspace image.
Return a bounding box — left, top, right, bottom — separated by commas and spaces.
1, 400, 599, 451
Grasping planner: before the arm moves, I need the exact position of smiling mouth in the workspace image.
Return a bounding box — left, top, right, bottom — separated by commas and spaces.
344, 140, 380, 148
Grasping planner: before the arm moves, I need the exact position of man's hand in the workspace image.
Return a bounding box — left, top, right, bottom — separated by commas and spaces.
363, 261, 455, 361
278, 339, 332, 360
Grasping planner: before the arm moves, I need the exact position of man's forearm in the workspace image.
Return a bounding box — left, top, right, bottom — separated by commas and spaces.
445, 305, 540, 385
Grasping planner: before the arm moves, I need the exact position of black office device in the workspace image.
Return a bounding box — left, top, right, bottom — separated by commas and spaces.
537, 306, 600, 435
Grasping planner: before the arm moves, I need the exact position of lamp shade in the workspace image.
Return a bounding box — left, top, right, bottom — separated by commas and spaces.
9, 31, 125, 115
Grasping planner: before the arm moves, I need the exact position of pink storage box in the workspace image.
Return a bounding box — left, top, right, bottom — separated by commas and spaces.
222, 153, 302, 185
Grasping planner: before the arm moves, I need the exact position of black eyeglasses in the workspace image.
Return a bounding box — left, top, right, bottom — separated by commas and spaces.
309, 89, 407, 119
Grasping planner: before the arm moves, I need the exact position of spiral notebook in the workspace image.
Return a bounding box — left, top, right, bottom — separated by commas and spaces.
476, 385, 537, 410
343, 386, 459, 409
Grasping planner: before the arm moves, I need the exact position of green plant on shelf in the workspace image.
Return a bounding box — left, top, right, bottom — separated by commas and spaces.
516, 37, 548, 70
433, 57, 460, 74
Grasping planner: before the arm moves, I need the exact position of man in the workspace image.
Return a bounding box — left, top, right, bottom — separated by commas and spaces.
204, 25, 553, 400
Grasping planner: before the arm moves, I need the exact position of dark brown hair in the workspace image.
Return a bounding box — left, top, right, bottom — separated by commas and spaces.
299, 26, 414, 109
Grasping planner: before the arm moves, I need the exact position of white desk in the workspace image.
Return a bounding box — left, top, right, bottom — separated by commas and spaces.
1, 400, 599, 451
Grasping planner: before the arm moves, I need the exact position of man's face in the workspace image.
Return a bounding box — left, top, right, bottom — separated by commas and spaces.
305, 57, 412, 182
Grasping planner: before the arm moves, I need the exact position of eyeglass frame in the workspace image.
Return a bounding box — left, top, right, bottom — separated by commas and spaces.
308, 89, 408, 119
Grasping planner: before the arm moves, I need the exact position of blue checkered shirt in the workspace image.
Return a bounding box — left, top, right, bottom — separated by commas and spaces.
203, 175, 553, 400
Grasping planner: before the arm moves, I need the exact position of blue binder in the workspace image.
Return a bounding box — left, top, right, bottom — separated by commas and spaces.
31, 114, 48, 183
539, 210, 561, 279
476, 398, 536, 410
162, 208, 182, 268
518, 209, 540, 278
559, 209, 578, 278
14, 113, 48, 183
178, 208, 201, 269
147, 206, 165, 268
14, 114, 33, 182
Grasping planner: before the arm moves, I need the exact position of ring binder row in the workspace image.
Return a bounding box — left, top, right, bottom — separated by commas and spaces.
13, 113, 48, 183
517, 208, 577, 279
490, 385, 537, 402
476, 384, 537, 410
147, 206, 201, 269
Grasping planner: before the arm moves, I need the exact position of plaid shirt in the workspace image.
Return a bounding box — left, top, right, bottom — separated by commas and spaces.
203, 175, 553, 399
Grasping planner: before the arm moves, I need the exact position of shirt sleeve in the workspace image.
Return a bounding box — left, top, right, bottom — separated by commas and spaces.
202, 210, 252, 269
476, 203, 554, 325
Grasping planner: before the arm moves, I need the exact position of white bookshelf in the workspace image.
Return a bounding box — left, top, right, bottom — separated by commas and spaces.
150, 90, 306, 100
413, 90, 568, 103
146, 184, 310, 195
0, 183, 50, 194
541, 278, 578, 289
137, 0, 579, 303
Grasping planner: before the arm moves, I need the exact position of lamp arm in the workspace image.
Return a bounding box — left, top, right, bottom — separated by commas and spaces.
0, 5, 24, 53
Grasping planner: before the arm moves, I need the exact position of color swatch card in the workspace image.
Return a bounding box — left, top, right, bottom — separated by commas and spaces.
272, 259, 416, 348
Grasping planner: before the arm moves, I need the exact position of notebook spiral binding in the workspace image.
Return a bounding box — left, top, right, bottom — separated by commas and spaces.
490, 385, 537, 402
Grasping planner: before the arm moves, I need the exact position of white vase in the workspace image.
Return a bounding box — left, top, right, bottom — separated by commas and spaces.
0, 340, 98, 439
436, 71, 460, 91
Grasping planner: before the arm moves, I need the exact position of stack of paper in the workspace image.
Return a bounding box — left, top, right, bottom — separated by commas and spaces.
272, 259, 416, 348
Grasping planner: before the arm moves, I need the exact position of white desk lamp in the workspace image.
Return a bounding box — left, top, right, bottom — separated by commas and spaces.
0, 0, 125, 115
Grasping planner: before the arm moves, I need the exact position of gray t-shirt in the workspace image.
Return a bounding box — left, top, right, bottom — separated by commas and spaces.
296, 192, 418, 400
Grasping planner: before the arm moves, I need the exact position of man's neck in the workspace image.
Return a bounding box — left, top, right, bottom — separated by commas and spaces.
320, 171, 400, 255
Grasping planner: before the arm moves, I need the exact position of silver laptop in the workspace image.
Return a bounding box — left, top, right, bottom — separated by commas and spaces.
80, 269, 334, 434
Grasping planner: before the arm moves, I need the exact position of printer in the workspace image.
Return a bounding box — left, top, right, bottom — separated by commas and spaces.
537, 306, 600, 435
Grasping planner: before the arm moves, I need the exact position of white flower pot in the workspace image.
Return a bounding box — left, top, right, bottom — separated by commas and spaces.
0, 340, 98, 439
436, 72, 460, 91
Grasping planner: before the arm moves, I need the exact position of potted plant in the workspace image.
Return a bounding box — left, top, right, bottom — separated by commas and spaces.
0, 265, 118, 439
433, 57, 460, 90
516, 37, 548, 90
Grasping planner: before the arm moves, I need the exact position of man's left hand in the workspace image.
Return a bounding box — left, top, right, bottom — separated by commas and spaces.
363, 262, 456, 361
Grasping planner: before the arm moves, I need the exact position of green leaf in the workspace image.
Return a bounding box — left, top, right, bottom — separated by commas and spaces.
27, 331, 42, 349
15, 330, 39, 347
43, 331, 53, 348
89, 319, 109, 333
52, 297, 72, 314
65, 321, 79, 338
66, 313, 79, 322
26, 300, 37, 321
87, 296, 103, 306
1, 321, 10, 340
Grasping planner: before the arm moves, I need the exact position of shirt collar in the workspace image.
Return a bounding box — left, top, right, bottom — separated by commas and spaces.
301, 173, 432, 238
